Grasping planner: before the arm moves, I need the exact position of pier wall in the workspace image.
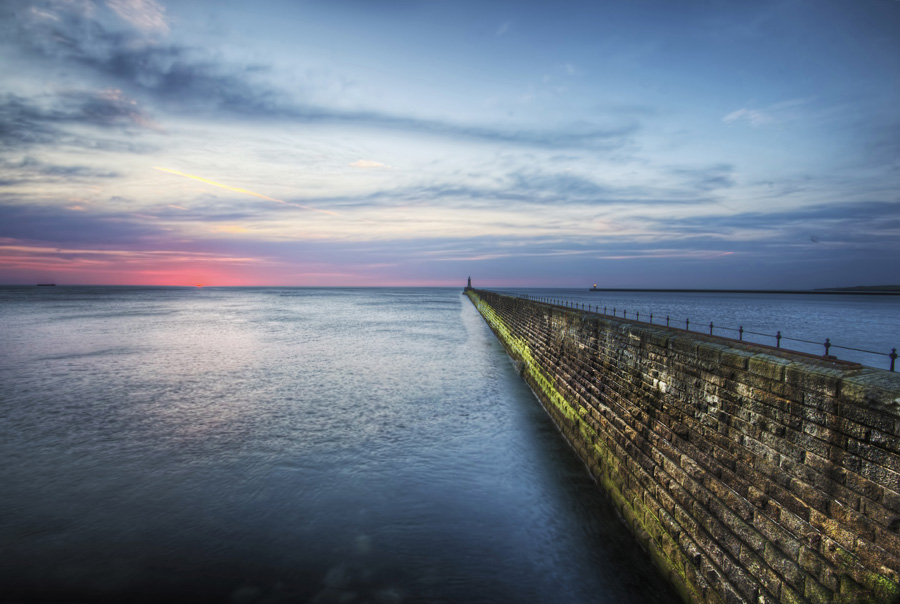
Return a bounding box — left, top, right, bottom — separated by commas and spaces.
467, 289, 900, 603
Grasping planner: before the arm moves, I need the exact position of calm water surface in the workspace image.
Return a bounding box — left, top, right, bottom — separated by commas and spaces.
0, 286, 678, 604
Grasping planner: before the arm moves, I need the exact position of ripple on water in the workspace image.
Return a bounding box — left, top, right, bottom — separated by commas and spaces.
0, 287, 679, 603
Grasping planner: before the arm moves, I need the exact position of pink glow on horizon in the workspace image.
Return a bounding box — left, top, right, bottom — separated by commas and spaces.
0, 242, 587, 288
0, 243, 473, 286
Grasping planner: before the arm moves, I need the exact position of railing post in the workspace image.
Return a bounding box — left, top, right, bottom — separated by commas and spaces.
624, 309, 627, 319
650, 313, 653, 324
891, 348, 897, 372
666, 315, 670, 327
776, 331, 782, 348
686, 318, 690, 331
636, 311, 640, 322
709, 322, 714, 335
613, 307, 616, 316
824, 338, 831, 357
739, 326, 743, 341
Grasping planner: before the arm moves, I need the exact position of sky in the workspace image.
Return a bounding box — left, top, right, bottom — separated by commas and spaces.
1, 0, 898, 287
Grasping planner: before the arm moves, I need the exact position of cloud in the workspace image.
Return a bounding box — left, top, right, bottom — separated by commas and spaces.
12, 3, 279, 113
293, 167, 716, 213
105, 0, 168, 33
857, 117, 900, 169
723, 107, 773, 127
0, 203, 167, 246
0, 156, 119, 186
9, 4, 639, 151
350, 160, 390, 169
0, 90, 153, 151
723, 99, 812, 128
647, 200, 900, 250
508, 171, 612, 200
670, 163, 736, 192
0, 239, 265, 284
70, 88, 154, 127
153, 167, 340, 215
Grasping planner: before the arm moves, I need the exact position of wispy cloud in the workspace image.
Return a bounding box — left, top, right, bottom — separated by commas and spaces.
0, 243, 261, 263
305, 168, 719, 211
723, 107, 774, 127
153, 168, 340, 216
0, 90, 154, 151
670, 163, 736, 192
723, 99, 811, 127
0, 156, 118, 186
106, 0, 169, 33
8, 4, 639, 151
595, 250, 736, 260
350, 160, 390, 169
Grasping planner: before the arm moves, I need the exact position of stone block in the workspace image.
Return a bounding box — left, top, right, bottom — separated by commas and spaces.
803, 575, 832, 604
869, 427, 900, 454
754, 511, 802, 559
719, 556, 761, 603
860, 460, 900, 492
852, 537, 900, 587
761, 541, 805, 590
861, 497, 900, 531
830, 501, 876, 542
810, 508, 857, 553
779, 582, 805, 604
669, 336, 699, 359
797, 545, 823, 577
840, 400, 897, 435
749, 354, 791, 382
748, 485, 768, 509
840, 369, 900, 415
785, 364, 843, 398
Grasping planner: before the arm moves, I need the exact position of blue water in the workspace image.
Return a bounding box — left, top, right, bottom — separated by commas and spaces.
0, 286, 678, 604
496, 288, 900, 370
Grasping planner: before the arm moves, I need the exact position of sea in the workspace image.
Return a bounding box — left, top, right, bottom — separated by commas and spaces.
0, 285, 897, 603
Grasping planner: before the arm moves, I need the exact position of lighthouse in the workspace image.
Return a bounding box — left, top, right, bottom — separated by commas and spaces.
466, 276, 472, 290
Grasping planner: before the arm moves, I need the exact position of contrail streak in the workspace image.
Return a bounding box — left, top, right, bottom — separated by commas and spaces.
154, 167, 339, 216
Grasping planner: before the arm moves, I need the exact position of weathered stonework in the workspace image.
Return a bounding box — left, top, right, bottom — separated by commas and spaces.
467, 289, 900, 604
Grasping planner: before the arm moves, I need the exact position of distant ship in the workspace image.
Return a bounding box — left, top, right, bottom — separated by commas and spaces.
36, 283, 56, 286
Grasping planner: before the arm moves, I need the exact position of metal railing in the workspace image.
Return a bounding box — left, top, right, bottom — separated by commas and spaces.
504, 292, 897, 372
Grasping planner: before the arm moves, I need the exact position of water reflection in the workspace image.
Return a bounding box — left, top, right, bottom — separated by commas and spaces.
0, 287, 677, 603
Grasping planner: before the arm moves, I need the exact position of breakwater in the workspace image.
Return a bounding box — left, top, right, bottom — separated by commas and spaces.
467, 288, 900, 603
